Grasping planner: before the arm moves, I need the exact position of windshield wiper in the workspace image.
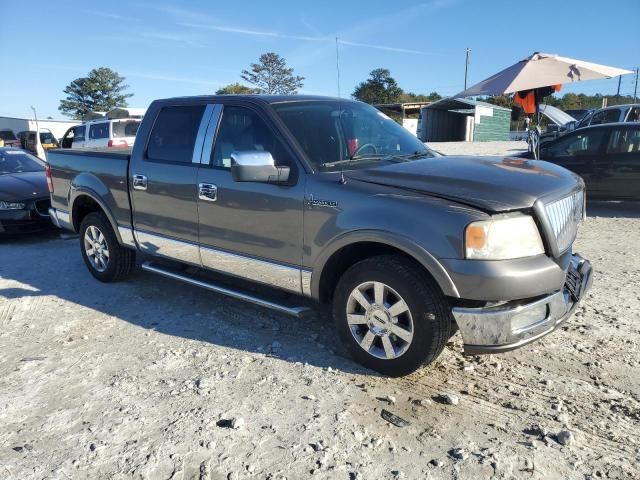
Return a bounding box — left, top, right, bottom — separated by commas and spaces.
319, 155, 387, 168
402, 150, 433, 160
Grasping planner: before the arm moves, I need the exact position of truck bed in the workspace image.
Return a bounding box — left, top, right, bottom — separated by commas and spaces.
47, 148, 132, 231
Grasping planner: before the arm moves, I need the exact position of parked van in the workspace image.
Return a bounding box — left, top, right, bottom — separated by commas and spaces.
60, 118, 141, 149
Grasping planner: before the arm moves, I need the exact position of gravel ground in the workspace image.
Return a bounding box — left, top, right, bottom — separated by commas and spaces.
1, 207, 639, 480
1, 141, 638, 479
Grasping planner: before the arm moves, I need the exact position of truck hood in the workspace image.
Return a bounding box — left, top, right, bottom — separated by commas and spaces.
0, 171, 49, 202
345, 156, 581, 212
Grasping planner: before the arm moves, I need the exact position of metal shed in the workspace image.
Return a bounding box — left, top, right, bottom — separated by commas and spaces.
417, 98, 511, 142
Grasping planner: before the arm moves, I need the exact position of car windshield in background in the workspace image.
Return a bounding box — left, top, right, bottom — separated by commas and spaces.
0, 150, 45, 174
0, 131, 17, 141
40, 132, 57, 144
272, 101, 434, 172
113, 120, 141, 138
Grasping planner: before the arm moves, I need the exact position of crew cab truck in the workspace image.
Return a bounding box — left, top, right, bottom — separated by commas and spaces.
47, 95, 593, 377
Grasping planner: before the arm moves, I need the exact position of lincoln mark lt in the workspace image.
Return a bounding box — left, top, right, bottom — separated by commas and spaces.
47, 95, 593, 376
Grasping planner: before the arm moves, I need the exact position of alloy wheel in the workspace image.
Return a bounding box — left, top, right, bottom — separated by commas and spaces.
346, 281, 414, 360
84, 225, 109, 272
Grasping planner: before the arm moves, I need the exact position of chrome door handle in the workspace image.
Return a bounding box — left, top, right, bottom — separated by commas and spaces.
132, 174, 148, 191
198, 183, 217, 201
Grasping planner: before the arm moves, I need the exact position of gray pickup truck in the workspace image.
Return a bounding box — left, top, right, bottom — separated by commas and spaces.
47, 95, 593, 376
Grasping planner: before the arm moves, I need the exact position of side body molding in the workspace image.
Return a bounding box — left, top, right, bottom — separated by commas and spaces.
309, 230, 460, 299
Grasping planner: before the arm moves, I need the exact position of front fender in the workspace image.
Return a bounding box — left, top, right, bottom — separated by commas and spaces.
311, 229, 460, 298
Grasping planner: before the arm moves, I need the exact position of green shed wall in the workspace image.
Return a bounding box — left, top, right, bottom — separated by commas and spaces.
473, 109, 511, 141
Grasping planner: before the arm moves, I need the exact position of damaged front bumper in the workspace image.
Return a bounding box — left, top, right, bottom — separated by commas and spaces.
452, 254, 593, 355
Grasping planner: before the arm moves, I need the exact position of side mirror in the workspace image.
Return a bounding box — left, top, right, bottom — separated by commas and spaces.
230, 151, 290, 184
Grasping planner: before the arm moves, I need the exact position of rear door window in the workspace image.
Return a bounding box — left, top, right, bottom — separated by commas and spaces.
146, 105, 205, 163
606, 128, 640, 154
89, 122, 110, 139
113, 120, 141, 138
544, 129, 607, 157
626, 107, 640, 122
590, 109, 621, 125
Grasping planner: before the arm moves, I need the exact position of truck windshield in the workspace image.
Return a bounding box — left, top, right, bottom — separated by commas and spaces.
272, 101, 434, 172
39, 132, 57, 144
112, 120, 141, 138
0, 150, 45, 174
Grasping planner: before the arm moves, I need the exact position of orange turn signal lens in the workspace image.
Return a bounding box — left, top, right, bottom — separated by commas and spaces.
465, 225, 486, 249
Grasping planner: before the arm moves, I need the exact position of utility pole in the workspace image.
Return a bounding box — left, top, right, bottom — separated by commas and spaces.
335, 37, 341, 98
634, 67, 639, 103
30, 106, 45, 160
464, 48, 470, 89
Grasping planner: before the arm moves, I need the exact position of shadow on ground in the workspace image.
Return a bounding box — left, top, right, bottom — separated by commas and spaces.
0, 230, 375, 376
587, 201, 640, 219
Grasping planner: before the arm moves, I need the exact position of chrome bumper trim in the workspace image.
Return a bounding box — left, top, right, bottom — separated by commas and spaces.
117, 225, 137, 248
48, 208, 71, 230
453, 254, 592, 354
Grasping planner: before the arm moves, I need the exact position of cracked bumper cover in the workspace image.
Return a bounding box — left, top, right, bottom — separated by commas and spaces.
452, 254, 593, 355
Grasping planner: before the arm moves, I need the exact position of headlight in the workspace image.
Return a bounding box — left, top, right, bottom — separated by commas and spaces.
465, 214, 544, 260
0, 201, 26, 210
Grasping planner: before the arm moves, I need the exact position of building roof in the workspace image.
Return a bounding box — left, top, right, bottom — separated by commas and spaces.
425, 97, 511, 112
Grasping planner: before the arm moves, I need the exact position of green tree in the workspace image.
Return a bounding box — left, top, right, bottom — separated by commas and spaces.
241, 52, 304, 94
215, 82, 259, 95
59, 67, 133, 119
398, 91, 442, 103
481, 95, 513, 108
352, 68, 403, 104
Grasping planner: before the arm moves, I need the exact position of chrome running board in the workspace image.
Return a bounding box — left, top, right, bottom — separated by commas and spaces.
141, 261, 312, 318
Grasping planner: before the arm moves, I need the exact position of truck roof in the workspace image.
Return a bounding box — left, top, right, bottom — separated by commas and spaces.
154, 94, 348, 105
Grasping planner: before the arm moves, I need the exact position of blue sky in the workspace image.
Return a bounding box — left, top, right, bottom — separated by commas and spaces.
1, 0, 638, 118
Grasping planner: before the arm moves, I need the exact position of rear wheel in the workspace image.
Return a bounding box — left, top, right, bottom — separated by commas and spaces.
79, 212, 136, 282
333, 255, 452, 377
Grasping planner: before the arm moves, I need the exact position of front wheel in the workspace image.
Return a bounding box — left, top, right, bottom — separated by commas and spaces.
333, 255, 452, 377
79, 212, 136, 282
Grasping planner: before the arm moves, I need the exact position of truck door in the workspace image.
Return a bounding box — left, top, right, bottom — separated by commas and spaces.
195, 103, 306, 293
72, 125, 86, 149
129, 103, 213, 266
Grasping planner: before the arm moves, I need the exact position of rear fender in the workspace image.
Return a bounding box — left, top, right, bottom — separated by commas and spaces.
69, 173, 124, 245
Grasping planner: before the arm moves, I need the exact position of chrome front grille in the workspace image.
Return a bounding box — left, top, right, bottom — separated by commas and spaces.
544, 190, 585, 253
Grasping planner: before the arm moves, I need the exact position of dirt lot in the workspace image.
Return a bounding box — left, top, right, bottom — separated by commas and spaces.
1, 203, 638, 480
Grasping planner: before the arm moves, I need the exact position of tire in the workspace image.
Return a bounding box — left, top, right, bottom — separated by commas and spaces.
79, 212, 136, 282
333, 254, 452, 377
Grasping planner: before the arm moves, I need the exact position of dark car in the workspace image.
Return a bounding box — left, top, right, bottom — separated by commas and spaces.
0, 147, 54, 233
520, 123, 640, 201
0, 129, 21, 148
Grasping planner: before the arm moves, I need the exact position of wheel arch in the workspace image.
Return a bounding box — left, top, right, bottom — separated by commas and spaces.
312, 230, 460, 303
70, 188, 124, 245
